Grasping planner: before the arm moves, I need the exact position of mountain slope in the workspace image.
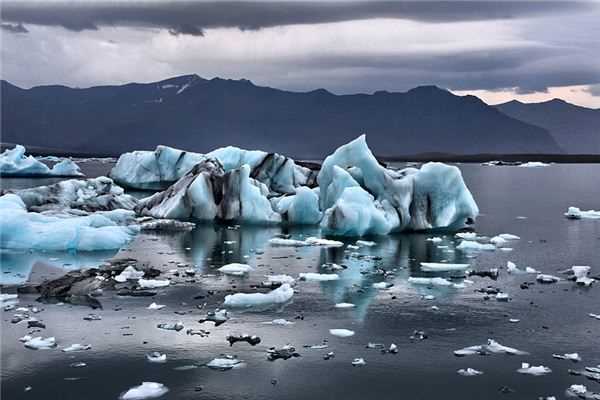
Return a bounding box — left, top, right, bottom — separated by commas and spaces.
1, 75, 561, 158
496, 99, 600, 154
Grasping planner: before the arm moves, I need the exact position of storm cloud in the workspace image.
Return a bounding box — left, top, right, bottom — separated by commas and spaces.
2, 1, 600, 107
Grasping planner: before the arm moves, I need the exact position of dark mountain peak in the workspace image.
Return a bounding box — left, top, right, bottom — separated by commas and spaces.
157, 74, 202, 85
307, 88, 332, 96
407, 85, 449, 95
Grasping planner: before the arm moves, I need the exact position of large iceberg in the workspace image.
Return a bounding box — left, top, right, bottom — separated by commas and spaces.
0, 194, 138, 251
9, 176, 138, 213
111, 144, 317, 193
132, 135, 478, 236
0, 145, 83, 177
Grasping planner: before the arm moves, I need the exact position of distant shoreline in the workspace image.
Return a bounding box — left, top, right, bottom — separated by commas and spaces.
3, 143, 600, 164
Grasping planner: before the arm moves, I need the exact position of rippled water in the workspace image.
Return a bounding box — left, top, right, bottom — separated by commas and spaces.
2, 161, 600, 399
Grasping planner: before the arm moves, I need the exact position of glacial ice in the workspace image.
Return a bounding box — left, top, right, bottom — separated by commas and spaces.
329, 329, 355, 337
457, 368, 483, 376
206, 356, 244, 370
420, 262, 470, 272
0, 145, 83, 177
0, 194, 138, 251
299, 272, 340, 281
223, 283, 294, 308
138, 279, 170, 289
456, 240, 496, 252
133, 135, 478, 236
23, 336, 57, 350
453, 339, 527, 356
62, 344, 91, 352
114, 266, 145, 282
517, 363, 552, 376
565, 207, 600, 219
120, 382, 169, 400
218, 263, 253, 276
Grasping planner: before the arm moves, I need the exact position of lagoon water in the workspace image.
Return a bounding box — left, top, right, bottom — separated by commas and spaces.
2, 161, 600, 399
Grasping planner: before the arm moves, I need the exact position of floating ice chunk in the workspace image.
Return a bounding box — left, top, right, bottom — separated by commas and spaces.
456, 232, 478, 240
458, 368, 483, 376
565, 207, 600, 220
427, 237, 443, 243
352, 358, 366, 366
0, 145, 83, 177
146, 352, 167, 363
566, 384, 589, 397
120, 382, 169, 400
329, 329, 355, 337
272, 186, 322, 224
263, 319, 295, 326
0, 194, 138, 251
24, 336, 57, 350
147, 303, 166, 310
372, 282, 393, 289
537, 274, 560, 284
265, 275, 295, 285
224, 283, 294, 308
268, 237, 307, 246
496, 293, 510, 302
490, 236, 507, 247
299, 273, 339, 281
139, 279, 170, 289
498, 233, 520, 240
454, 339, 527, 356
506, 261, 539, 274
62, 344, 91, 352
517, 363, 552, 376
0, 293, 18, 306
157, 322, 184, 332
553, 353, 581, 362
519, 161, 549, 168
572, 266, 591, 278
356, 240, 376, 247
420, 262, 470, 272
335, 303, 356, 309
457, 240, 495, 252
218, 263, 253, 276
304, 237, 344, 247
408, 277, 455, 287
206, 356, 243, 370
588, 313, 600, 320
114, 266, 145, 283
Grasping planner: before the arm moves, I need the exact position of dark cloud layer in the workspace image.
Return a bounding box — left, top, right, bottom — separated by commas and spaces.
1, 1, 592, 35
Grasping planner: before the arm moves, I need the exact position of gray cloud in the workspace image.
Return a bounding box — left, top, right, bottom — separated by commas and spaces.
1, 1, 593, 34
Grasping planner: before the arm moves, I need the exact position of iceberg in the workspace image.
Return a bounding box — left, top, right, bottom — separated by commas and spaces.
127, 136, 479, 236
138, 279, 170, 289
0, 194, 138, 251
565, 207, 600, 220
517, 363, 552, 376
0, 145, 83, 177
120, 382, 169, 400
206, 356, 244, 370
218, 263, 253, 276
114, 266, 145, 282
456, 240, 496, 252
23, 336, 57, 350
329, 329, 355, 337
223, 283, 294, 308
420, 262, 470, 272
62, 344, 91, 352
299, 272, 339, 281
454, 339, 527, 356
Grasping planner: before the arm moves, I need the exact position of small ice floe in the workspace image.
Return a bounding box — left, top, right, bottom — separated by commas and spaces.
456, 240, 495, 252
218, 263, 253, 276
565, 384, 598, 398
389, 343, 398, 354
366, 343, 384, 349
198, 309, 229, 326
567, 266, 595, 286
408, 277, 463, 288
356, 240, 376, 247
120, 382, 169, 400
564, 207, 600, 220
335, 303, 356, 309
0, 293, 18, 306
498, 233, 521, 240
263, 318, 295, 326
206, 355, 244, 370
223, 284, 294, 308
506, 261, 539, 274
267, 345, 300, 361
352, 358, 366, 366
589, 313, 600, 320
70, 362, 87, 368
329, 329, 355, 338
156, 322, 184, 332
138, 279, 170, 289
553, 353, 581, 362
147, 303, 166, 310
517, 362, 552, 376
410, 330, 428, 341
536, 274, 561, 284
146, 352, 167, 363
114, 266, 145, 283
509, 318, 520, 323
83, 313, 102, 321
467, 268, 499, 280
321, 263, 345, 272
519, 161, 549, 168
420, 262, 470, 273
324, 351, 335, 360
299, 273, 339, 281
19, 335, 32, 342
24, 336, 57, 350
456, 232, 478, 240
227, 334, 261, 346
496, 293, 510, 302
457, 368, 483, 376
372, 282, 393, 289
268, 237, 343, 247
264, 274, 295, 285
454, 339, 527, 357
568, 368, 600, 383
426, 237, 443, 243
62, 344, 91, 352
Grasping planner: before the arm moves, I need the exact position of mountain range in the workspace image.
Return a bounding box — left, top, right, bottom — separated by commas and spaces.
1, 75, 598, 158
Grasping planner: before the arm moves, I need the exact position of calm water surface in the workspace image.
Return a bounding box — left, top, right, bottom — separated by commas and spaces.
2, 161, 600, 400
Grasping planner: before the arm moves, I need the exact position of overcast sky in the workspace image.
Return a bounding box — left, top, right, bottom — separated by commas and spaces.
2, 0, 600, 107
